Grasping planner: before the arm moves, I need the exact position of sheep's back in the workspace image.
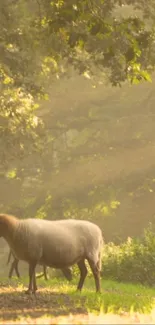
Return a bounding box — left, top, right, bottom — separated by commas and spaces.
24, 218, 103, 267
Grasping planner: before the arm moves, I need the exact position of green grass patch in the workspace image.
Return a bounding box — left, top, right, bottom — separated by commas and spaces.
1, 275, 155, 316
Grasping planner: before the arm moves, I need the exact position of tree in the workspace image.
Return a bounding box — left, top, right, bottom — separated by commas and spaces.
0, 0, 155, 166
40, 0, 155, 85
1, 0, 155, 90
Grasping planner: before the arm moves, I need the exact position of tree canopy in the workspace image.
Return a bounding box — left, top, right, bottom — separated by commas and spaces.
1, 0, 155, 89
1, 0, 155, 163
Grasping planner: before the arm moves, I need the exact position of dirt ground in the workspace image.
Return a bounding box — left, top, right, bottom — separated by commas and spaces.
0, 285, 86, 321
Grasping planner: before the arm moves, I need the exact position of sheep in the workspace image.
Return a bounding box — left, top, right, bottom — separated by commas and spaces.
7, 249, 20, 279
0, 214, 103, 294
7, 249, 73, 281
7, 249, 48, 280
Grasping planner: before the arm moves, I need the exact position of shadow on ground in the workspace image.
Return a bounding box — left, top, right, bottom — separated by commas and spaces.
0, 288, 87, 321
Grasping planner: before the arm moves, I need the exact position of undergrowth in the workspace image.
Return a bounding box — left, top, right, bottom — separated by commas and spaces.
102, 223, 155, 285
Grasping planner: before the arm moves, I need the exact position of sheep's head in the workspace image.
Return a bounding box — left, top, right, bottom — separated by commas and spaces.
0, 214, 17, 237
0, 214, 8, 236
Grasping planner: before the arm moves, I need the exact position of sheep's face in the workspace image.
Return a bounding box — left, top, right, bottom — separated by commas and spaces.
0, 214, 12, 237
0, 220, 5, 236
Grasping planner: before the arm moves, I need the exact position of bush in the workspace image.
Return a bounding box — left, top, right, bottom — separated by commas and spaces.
102, 224, 155, 285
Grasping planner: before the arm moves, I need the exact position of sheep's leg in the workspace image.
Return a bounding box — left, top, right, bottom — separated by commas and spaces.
43, 265, 48, 281
25, 263, 36, 294
77, 259, 88, 291
36, 272, 44, 279
14, 259, 20, 278
9, 259, 20, 279
8, 262, 14, 278
62, 268, 72, 282
87, 256, 101, 293
36, 266, 48, 280
8, 259, 17, 278
32, 271, 38, 293
7, 250, 12, 265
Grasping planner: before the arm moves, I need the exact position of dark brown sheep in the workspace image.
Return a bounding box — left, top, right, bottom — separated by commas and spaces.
7, 250, 72, 281
0, 214, 103, 294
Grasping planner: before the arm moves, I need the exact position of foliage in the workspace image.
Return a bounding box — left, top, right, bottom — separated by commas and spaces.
102, 223, 155, 285
0, 85, 44, 166
46, 0, 155, 85
1, 0, 155, 89
2, 0, 155, 89
1, 0, 155, 166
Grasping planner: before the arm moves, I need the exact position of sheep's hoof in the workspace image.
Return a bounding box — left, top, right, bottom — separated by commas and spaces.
76, 288, 82, 293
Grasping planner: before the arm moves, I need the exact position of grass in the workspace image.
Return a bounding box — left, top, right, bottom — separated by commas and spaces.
0, 276, 155, 323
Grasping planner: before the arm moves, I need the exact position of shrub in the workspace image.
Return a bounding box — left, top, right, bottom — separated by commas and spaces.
102, 224, 155, 286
